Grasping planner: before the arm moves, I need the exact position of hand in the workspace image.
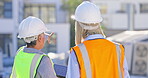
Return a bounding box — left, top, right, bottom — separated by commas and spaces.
47, 32, 54, 44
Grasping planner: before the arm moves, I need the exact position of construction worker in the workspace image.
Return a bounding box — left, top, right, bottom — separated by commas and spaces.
66, 1, 130, 78
10, 16, 57, 78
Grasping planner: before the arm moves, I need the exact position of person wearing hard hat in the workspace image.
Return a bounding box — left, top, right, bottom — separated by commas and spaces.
66, 1, 130, 78
10, 16, 57, 78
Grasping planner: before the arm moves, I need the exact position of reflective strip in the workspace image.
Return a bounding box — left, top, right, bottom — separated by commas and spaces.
115, 43, 122, 78
16, 46, 25, 54
11, 65, 17, 78
30, 54, 42, 78
78, 44, 92, 78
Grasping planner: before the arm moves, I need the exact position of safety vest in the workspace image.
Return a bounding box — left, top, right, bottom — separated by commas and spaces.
10, 47, 46, 78
72, 39, 125, 78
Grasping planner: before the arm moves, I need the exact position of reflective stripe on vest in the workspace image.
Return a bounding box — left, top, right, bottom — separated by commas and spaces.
77, 43, 123, 78
11, 64, 16, 78
30, 54, 42, 78
10, 47, 44, 78
78, 44, 92, 78
115, 43, 122, 78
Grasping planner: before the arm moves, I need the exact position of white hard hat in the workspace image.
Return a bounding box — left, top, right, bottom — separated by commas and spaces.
18, 16, 49, 38
73, 1, 103, 23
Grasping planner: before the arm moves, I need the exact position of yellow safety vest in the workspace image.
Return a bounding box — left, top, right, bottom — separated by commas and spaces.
10, 47, 45, 78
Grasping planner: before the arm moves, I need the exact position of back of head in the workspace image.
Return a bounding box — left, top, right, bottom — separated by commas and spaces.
18, 16, 48, 47
74, 1, 105, 45
18, 16, 48, 39
74, 1, 103, 23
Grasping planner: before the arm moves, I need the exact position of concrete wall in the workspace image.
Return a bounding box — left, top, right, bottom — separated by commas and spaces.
0, 19, 14, 33
93, 0, 148, 30
46, 23, 70, 53
135, 14, 148, 30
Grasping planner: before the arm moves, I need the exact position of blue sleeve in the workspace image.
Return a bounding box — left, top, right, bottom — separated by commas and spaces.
124, 57, 130, 78
66, 50, 80, 78
37, 56, 57, 78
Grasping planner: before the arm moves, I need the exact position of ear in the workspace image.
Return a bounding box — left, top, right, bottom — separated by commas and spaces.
37, 35, 42, 42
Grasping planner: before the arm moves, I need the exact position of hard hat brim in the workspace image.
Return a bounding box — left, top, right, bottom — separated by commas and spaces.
71, 15, 103, 23
17, 29, 51, 39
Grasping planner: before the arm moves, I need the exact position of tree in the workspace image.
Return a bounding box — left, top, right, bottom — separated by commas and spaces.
62, 0, 82, 47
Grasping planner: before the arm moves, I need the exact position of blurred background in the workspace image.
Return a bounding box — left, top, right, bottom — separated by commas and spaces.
0, 0, 148, 78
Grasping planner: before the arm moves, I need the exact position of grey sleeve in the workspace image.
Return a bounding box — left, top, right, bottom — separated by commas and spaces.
36, 56, 57, 78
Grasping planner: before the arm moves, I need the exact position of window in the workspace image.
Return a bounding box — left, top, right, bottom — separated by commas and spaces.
17, 38, 25, 49
0, 34, 12, 57
24, 4, 56, 23
0, 1, 4, 18
116, 3, 136, 14
140, 3, 148, 13
0, 0, 12, 18
49, 6, 56, 23
96, 3, 107, 14
41, 6, 49, 23
119, 3, 127, 13
4, 1, 12, 18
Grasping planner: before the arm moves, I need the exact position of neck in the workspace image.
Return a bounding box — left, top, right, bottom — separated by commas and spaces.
27, 45, 41, 50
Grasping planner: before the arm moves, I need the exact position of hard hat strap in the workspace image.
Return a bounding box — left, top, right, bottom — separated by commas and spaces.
24, 35, 38, 43
78, 22, 99, 30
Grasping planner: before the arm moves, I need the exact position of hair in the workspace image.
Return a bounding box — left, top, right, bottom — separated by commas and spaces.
26, 40, 37, 47
24, 33, 44, 48
75, 21, 106, 45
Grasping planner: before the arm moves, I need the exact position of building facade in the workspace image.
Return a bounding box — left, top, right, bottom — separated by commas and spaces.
93, 0, 148, 30
0, 0, 70, 58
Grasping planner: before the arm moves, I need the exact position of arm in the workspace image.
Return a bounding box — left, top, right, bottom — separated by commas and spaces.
124, 58, 130, 78
66, 50, 80, 78
120, 45, 130, 78
37, 56, 57, 78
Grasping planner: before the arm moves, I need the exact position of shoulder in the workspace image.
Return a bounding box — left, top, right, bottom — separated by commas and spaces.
105, 39, 124, 47
70, 45, 79, 53
40, 55, 51, 63
37, 55, 53, 72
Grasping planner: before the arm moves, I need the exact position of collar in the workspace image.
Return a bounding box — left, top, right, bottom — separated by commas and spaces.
84, 34, 105, 41
23, 46, 45, 55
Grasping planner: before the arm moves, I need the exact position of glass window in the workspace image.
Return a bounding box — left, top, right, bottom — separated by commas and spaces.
17, 39, 25, 49
24, 4, 56, 23
96, 3, 107, 14
32, 6, 39, 17
41, 6, 49, 23
119, 3, 127, 13
24, 5, 32, 17
49, 6, 56, 23
116, 3, 136, 14
0, 0, 12, 18
0, 1, 4, 18
0, 34, 12, 57
140, 3, 148, 13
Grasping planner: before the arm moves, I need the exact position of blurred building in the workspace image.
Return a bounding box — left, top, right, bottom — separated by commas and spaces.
0, 0, 70, 77
0, 0, 70, 57
93, 0, 148, 36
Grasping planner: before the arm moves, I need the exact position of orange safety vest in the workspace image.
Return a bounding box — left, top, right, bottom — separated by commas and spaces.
72, 39, 125, 78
